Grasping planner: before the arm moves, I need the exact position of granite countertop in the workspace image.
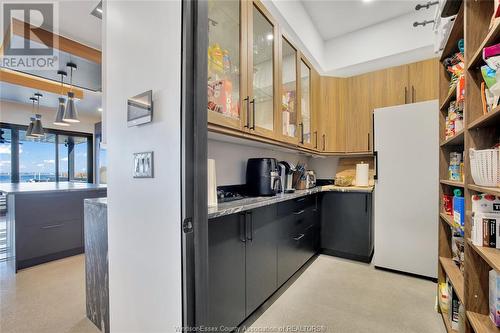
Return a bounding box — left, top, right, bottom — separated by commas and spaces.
85, 197, 108, 207
0, 182, 107, 194
208, 185, 374, 219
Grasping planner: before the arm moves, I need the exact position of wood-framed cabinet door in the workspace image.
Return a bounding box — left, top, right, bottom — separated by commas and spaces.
346, 73, 372, 153
408, 58, 439, 103
381, 64, 409, 107
297, 55, 314, 149
277, 32, 299, 145
246, 0, 279, 139
311, 67, 321, 151
323, 77, 347, 153
207, 0, 248, 131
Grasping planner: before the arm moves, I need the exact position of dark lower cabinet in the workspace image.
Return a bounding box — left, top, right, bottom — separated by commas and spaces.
208, 213, 246, 330
321, 192, 373, 262
208, 194, 320, 330
245, 205, 278, 315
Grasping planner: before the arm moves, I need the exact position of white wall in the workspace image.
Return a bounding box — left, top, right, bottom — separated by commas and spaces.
308, 156, 339, 180
104, 1, 181, 332
0, 100, 98, 134
323, 10, 436, 77
208, 139, 310, 186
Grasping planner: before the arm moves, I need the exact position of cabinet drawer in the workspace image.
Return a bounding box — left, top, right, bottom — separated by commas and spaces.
276, 195, 314, 218
17, 219, 82, 261
277, 226, 315, 286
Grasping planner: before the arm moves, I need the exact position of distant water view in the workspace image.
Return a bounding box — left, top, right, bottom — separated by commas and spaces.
1, 174, 57, 183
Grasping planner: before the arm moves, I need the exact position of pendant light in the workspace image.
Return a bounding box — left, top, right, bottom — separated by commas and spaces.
26, 97, 38, 138
31, 93, 45, 137
63, 62, 80, 123
54, 70, 69, 126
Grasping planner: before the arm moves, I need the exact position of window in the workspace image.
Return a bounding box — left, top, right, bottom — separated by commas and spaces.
19, 131, 56, 182
0, 128, 12, 183
0, 124, 93, 183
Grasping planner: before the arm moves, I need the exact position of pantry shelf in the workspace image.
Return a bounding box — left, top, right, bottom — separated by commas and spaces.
466, 239, 500, 272
466, 311, 500, 333
440, 130, 464, 147
440, 88, 456, 111
439, 256, 465, 304
468, 184, 500, 197
440, 4, 464, 63
441, 311, 458, 333
468, 106, 500, 130
467, 19, 500, 70
440, 212, 455, 229
441, 180, 465, 187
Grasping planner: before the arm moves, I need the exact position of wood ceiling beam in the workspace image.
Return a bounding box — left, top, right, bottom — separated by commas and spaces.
8, 18, 101, 64
0, 68, 84, 99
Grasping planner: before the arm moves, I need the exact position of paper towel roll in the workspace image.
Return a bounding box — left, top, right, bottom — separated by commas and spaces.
355, 162, 369, 187
208, 159, 218, 207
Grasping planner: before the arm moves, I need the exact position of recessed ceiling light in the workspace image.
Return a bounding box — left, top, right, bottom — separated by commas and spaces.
362, 0, 374, 2
266, 33, 273, 41
97, 107, 103, 112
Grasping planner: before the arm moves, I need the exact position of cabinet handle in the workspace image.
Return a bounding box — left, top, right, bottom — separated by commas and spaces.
250, 98, 256, 130
365, 195, 368, 213
296, 197, 306, 202
244, 97, 250, 128
293, 209, 305, 215
374, 150, 378, 180
314, 131, 318, 149
41, 223, 64, 229
245, 212, 253, 241
322, 134, 326, 151
299, 123, 304, 144
411, 85, 415, 103
293, 234, 305, 241
404, 87, 408, 104
239, 213, 246, 243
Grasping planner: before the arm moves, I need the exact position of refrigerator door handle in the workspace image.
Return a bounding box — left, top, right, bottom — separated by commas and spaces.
374, 150, 378, 180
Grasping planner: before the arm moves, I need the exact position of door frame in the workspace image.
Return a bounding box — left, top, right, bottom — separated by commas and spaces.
181, 0, 208, 329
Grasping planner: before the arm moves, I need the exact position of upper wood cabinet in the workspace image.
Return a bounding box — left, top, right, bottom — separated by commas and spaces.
408, 58, 438, 103
207, 0, 247, 131
319, 77, 346, 153
278, 34, 299, 145
298, 56, 314, 149
346, 73, 372, 153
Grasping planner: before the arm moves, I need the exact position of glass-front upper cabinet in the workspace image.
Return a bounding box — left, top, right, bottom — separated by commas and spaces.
207, 0, 246, 130
280, 36, 298, 143
299, 59, 312, 146
247, 1, 277, 138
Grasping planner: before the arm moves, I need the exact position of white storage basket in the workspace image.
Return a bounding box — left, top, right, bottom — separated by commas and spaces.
469, 148, 500, 187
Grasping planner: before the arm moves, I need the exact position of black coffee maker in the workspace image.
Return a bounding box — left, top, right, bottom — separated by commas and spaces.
246, 158, 280, 196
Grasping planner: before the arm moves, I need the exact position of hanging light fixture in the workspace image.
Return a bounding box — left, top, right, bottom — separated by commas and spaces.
31, 93, 45, 137
63, 62, 80, 123
26, 97, 38, 138
54, 70, 69, 126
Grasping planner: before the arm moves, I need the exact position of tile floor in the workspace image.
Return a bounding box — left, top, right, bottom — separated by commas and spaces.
0, 254, 445, 333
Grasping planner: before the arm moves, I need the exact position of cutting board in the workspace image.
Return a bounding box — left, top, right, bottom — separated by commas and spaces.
335, 157, 375, 186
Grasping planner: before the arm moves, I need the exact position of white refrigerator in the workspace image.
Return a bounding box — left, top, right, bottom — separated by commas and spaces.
373, 100, 439, 278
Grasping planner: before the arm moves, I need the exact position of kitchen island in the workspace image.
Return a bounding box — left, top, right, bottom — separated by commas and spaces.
0, 182, 107, 271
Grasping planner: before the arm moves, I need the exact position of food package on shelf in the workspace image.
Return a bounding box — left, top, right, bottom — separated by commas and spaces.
449, 152, 463, 181
208, 43, 224, 75
207, 80, 238, 118
438, 282, 449, 314
490, 270, 500, 327
453, 189, 465, 234
443, 194, 453, 215
448, 282, 460, 331
451, 229, 465, 272
472, 194, 500, 214
471, 212, 500, 248
456, 75, 465, 102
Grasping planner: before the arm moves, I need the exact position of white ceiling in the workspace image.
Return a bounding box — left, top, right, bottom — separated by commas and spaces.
0, 82, 102, 118
56, 0, 102, 50
301, 0, 422, 40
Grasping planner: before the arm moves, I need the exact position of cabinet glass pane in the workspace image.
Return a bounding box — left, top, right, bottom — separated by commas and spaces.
252, 6, 274, 131
207, 0, 240, 120
300, 60, 311, 144
281, 38, 296, 138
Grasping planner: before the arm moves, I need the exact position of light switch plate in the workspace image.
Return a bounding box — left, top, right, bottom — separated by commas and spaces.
133, 151, 154, 178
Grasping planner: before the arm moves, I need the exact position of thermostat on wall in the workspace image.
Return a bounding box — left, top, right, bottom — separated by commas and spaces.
127, 90, 153, 127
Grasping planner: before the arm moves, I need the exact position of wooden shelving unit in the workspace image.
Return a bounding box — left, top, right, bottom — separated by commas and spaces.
442, 311, 459, 333
438, 1, 500, 332
467, 312, 500, 333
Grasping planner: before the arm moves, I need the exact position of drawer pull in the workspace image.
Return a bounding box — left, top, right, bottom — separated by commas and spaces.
293, 234, 305, 241
296, 197, 306, 202
293, 209, 305, 215
41, 223, 64, 229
